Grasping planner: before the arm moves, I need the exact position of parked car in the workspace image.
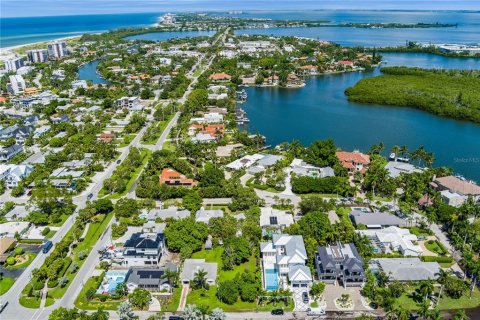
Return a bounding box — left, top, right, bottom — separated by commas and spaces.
169, 316, 184, 320
307, 307, 326, 316
302, 291, 309, 303
116, 159, 121, 164
87, 193, 94, 200
271, 309, 284, 315
42, 240, 53, 254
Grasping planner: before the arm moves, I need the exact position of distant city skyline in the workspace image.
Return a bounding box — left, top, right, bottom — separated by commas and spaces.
2, 0, 480, 18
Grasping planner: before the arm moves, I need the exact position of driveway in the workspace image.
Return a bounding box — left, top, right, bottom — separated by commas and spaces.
292, 288, 309, 311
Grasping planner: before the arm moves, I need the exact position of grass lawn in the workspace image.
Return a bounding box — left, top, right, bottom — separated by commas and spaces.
117, 134, 137, 148
75, 275, 123, 310
187, 286, 294, 312
395, 286, 480, 311
19, 296, 41, 308
162, 287, 183, 312
424, 240, 448, 256
193, 66, 204, 77
49, 213, 113, 300
0, 277, 15, 295
45, 230, 57, 239
105, 149, 151, 200
409, 226, 433, 237
45, 297, 55, 307
162, 140, 176, 152
6, 251, 36, 269
49, 214, 70, 227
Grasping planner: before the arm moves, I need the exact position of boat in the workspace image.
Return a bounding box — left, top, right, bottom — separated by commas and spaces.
389, 153, 410, 163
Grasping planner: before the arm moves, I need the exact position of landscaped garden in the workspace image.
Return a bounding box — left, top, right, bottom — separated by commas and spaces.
0, 277, 15, 296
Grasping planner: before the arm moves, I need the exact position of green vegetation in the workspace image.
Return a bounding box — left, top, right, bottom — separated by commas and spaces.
0, 277, 15, 295
6, 251, 36, 269
424, 239, 448, 255
346, 67, 480, 124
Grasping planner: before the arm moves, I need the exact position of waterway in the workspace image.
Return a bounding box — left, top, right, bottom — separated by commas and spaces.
239, 52, 480, 181
78, 60, 109, 85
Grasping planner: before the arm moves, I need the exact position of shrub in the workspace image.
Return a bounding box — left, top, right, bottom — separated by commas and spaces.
420, 256, 453, 263
58, 276, 68, 288
217, 280, 239, 304
41, 227, 51, 236
77, 250, 88, 260
33, 279, 45, 290
6, 257, 15, 265
59, 257, 73, 277
47, 279, 58, 288
14, 247, 24, 256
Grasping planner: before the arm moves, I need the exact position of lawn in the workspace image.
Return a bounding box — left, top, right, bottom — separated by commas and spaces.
19, 296, 41, 308
6, 251, 36, 269
75, 275, 123, 310
162, 287, 183, 312
187, 286, 294, 312
424, 240, 448, 256
49, 214, 70, 227
45, 230, 57, 239
162, 140, 176, 152
395, 286, 480, 311
0, 277, 15, 295
409, 226, 433, 237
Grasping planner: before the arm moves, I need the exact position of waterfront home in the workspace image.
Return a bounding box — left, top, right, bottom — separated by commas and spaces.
431, 175, 480, 207
180, 259, 218, 286
247, 154, 284, 174
259, 207, 294, 232
368, 258, 440, 282
315, 242, 365, 287
336, 151, 370, 174
298, 65, 319, 75
209, 72, 232, 82
349, 210, 406, 229
190, 112, 224, 124
357, 226, 422, 256
337, 60, 354, 68
385, 161, 422, 178
159, 168, 198, 188
195, 208, 224, 224
123, 230, 165, 267
71, 80, 88, 90
125, 263, 178, 292
264, 75, 279, 86
290, 158, 334, 178
0, 164, 34, 188
260, 234, 312, 291
140, 206, 191, 221
226, 154, 265, 170
191, 133, 217, 143
0, 145, 23, 162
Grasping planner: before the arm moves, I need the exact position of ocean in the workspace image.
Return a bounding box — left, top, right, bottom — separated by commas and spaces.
1, 10, 480, 48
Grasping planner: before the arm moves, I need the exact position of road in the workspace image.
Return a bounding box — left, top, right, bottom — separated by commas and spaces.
0, 28, 231, 320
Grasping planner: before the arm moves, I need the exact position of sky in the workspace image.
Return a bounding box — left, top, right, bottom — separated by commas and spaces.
1, 0, 480, 18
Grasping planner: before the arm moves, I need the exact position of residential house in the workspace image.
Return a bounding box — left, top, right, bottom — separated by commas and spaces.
139, 207, 191, 221
0, 221, 30, 238
159, 168, 198, 188
247, 154, 284, 174
99, 132, 116, 143
209, 72, 232, 82
0, 237, 16, 264
195, 208, 224, 224
180, 259, 218, 285
315, 242, 365, 287
116, 96, 141, 109
123, 231, 165, 267
385, 161, 422, 178
336, 151, 370, 174
368, 258, 440, 282
431, 175, 480, 207
260, 234, 312, 291
226, 154, 265, 170
125, 263, 178, 292
0, 164, 34, 188
349, 210, 406, 229
0, 145, 23, 162
357, 227, 422, 256
290, 158, 334, 178
259, 207, 294, 231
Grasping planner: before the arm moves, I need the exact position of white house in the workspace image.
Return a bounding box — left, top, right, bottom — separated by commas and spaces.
259, 207, 294, 231
195, 208, 224, 224
226, 154, 265, 170
290, 158, 335, 178
0, 221, 30, 238
8, 75, 26, 94
0, 164, 34, 188
122, 231, 165, 267
260, 234, 312, 291
358, 226, 422, 256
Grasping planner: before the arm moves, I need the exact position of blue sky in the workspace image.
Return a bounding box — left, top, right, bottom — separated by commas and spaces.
2, 0, 480, 17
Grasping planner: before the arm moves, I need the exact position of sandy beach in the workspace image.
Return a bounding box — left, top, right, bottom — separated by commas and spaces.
0, 35, 81, 61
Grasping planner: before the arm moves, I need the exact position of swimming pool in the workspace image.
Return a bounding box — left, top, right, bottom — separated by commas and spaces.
265, 268, 279, 291
97, 270, 128, 294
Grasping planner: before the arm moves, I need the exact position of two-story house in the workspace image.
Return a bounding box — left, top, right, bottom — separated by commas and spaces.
260, 234, 312, 291
123, 231, 165, 267
315, 242, 365, 288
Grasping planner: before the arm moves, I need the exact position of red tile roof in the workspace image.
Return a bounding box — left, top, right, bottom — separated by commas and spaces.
209, 72, 232, 81
160, 168, 198, 187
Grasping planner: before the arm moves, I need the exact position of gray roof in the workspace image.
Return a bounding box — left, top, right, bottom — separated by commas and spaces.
370, 258, 440, 281
180, 259, 218, 282
142, 207, 191, 220
316, 242, 364, 272
272, 234, 307, 258
195, 209, 223, 223
349, 211, 406, 227
126, 264, 178, 286
257, 154, 284, 167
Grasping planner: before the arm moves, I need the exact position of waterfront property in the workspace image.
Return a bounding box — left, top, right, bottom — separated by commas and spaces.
349, 210, 406, 229
315, 242, 365, 287
368, 258, 440, 282
336, 151, 370, 174
260, 234, 312, 291
357, 227, 422, 256
431, 175, 480, 207
290, 158, 334, 178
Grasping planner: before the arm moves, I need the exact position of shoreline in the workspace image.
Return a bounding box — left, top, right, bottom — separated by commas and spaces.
0, 35, 82, 60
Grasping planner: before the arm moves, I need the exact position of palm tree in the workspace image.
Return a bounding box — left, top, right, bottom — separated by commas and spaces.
435, 269, 451, 305
418, 300, 430, 320
396, 306, 410, 320
183, 304, 202, 320
209, 308, 226, 320
428, 309, 442, 320
193, 269, 208, 289
197, 304, 209, 320
117, 301, 135, 320
399, 145, 408, 158
161, 268, 178, 292
453, 309, 470, 320
391, 145, 400, 161
419, 279, 434, 302
90, 308, 109, 320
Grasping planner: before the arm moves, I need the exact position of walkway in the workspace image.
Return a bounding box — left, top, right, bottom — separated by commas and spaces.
177, 284, 189, 312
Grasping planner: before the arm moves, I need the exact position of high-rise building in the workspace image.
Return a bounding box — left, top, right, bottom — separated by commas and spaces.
8, 75, 26, 94
47, 41, 68, 59
4, 57, 24, 71
27, 49, 49, 63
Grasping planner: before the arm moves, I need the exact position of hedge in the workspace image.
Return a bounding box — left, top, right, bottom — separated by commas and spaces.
47, 279, 59, 288
59, 257, 73, 278
420, 256, 453, 263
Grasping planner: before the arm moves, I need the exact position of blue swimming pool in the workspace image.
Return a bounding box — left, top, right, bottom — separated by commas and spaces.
265, 268, 279, 291
97, 270, 128, 294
